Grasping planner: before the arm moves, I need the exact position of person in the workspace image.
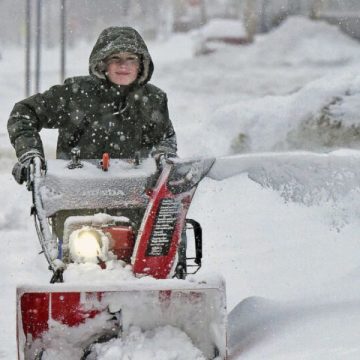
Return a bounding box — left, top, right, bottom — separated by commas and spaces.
8, 26, 177, 184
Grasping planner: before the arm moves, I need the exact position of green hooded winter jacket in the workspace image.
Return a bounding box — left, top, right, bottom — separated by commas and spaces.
7, 27, 177, 160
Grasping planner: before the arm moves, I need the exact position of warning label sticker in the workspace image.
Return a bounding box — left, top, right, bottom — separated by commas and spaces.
146, 198, 180, 256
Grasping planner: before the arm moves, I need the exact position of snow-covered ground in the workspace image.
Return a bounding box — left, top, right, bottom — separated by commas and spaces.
2, 16, 360, 359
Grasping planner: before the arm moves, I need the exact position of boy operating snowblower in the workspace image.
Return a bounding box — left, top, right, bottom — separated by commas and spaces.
8, 26, 178, 267
8, 27, 227, 359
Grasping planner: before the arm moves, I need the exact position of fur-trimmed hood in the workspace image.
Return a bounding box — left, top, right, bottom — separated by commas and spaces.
89, 26, 154, 85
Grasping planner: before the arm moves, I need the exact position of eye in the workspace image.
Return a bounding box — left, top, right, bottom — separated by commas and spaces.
127, 56, 138, 61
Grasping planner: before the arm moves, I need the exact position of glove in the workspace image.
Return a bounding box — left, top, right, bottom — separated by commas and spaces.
12, 150, 45, 185
154, 152, 177, 170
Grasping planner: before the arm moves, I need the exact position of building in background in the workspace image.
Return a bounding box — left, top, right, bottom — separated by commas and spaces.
0, 0, 359, 49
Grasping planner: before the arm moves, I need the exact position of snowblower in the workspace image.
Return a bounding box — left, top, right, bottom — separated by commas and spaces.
16, 151, 227, 359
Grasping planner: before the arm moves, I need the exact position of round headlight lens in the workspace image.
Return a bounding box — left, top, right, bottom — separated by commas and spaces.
69, 228, 102, 262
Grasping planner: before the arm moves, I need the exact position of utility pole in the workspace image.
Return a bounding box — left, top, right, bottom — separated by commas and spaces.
25, 0, 66, 95
244, 0, 257, 42
25, 0, 31, 97
60, 0, 66, 83
260, 0, 268, 33
199, 0, 207, 26
35, 0, 42, 93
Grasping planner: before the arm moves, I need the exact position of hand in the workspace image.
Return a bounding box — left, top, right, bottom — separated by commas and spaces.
155, 152, 176, 170
12, 150, 45, 185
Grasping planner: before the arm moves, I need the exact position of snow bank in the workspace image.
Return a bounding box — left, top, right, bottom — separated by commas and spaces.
252, 16, 360, 66
228, 296, 360, 359
209, 71, 360, 154
157, 16, 360, 158
200, 17, 360, 155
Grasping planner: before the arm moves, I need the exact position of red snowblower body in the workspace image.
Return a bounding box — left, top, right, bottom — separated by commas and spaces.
17, 154, 227, 359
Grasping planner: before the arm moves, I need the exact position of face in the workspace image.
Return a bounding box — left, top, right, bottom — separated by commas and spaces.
105, 52, 140, 85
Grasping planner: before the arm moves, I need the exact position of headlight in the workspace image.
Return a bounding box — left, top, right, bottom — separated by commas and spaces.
69, 227, 103, 263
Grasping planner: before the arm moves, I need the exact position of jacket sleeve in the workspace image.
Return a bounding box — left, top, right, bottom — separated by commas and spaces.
151, 94, 177, 157
7, 84, 68, 159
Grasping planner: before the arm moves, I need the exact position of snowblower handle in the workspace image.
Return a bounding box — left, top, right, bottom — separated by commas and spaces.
186, 219, 202, 266
31, 157, 60, 278
67, 147, 83, 169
